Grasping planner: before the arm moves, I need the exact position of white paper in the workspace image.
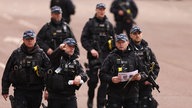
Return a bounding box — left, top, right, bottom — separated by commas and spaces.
118, 70, 138, 82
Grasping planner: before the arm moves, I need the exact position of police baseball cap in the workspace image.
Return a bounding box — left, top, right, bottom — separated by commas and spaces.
130, 25, 142, 34
23, 30, 36, 39
96, 3, 106, 9
51, 6, 62, 14
63, 38, 77, 46
115, 34, 128, 42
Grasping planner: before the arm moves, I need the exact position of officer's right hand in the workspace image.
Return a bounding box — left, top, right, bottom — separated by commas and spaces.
47, 48, 53, 55
90, 49, 99, 58
112, 76, 121, 83
59, 43, 66, 51
2, 94, 8, 101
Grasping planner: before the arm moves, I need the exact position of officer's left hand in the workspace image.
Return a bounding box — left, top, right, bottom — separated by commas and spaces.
73, 75, 81, 86
131, 74, 141, 81
144, 81, 152, 85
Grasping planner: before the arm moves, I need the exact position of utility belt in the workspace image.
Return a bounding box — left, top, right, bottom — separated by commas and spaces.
48, 92, 76, 99
13, 83, 44, 91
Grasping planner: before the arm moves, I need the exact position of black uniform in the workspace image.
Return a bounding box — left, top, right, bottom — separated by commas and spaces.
99, 48, 147, 108
110, 0, 138, 38
81, 15, 115, 108
130, 40, 160, 108
46, 47, 88, 108
36, 18, 79, 55
2, 43, 51, 108
50, 0, 75, 24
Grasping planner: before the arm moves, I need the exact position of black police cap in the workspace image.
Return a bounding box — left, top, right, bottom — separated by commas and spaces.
63, 38, 77, 46
23, 30, 36, 39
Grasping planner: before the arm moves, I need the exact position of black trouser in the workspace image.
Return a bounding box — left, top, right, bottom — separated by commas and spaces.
115, 21, 133, 39
107, 95, 138, 108
87, 60, 107, 108
139, 95, 158, 108
13, 89, 42, 108
48, 95, 77, 108
139, 85, 158, 108
97, 81, 108, 108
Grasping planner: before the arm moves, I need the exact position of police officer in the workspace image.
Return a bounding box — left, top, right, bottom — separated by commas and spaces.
1, 30, 51, 108
99, 34, 148, 108
110, 0, 138, 39
129, 26, 160, 108
45, 38, 87, 108
37, 6, 79, 57
81, 3, 115, 108
50, 0, 75, 24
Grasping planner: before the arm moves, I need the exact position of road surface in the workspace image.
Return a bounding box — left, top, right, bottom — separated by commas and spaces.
0, 0, 192, 108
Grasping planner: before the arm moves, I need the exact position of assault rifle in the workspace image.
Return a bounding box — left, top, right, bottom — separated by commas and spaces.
146, 62, 160, 93
9, 95, 15, 108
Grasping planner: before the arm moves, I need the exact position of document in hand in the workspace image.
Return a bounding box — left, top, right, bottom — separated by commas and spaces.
118, 70, 138, 82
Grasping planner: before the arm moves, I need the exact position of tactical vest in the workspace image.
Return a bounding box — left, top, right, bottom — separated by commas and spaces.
118, 0, 133, 21
11, 48, 43, 86
112, 52, 136, 76
133, 46, 151, 66
91, 18, 112, 52
46, 57, 79, 91
47, 22, 69, 49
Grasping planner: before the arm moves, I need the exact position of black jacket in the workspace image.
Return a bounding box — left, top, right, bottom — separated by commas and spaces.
129, 40, 160, 79
81, 15, 115, 59
36, 18, 79, 55
46, 47, 87, 96
99, 48, 147, 98
129, 39, 160, 95
50, 0, 75, 23
2, 43, 51, 94
110, 0, 138, 22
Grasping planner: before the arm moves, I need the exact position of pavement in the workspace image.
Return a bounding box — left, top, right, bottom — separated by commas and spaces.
0, 0, 192, 108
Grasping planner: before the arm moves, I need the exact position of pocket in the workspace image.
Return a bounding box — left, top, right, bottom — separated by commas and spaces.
47, 74, 65, 91
14, 70, 27, 83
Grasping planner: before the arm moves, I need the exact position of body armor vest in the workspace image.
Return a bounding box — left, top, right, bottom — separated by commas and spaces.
11, 48, 43, 85
118, 0, 133, 21
47, 57, 79, 91
92, 19, 111, 51
112, 52, 136, 76
48, 22, 69, 49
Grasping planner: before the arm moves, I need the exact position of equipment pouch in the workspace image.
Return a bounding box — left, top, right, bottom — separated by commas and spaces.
46, 73, 66, 91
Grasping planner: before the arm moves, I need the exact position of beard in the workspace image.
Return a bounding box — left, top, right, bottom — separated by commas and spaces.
51, 18, 61, 24
134, 40, 141, 45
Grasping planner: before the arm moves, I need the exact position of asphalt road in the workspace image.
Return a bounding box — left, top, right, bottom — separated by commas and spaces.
0, 0, 192, 108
